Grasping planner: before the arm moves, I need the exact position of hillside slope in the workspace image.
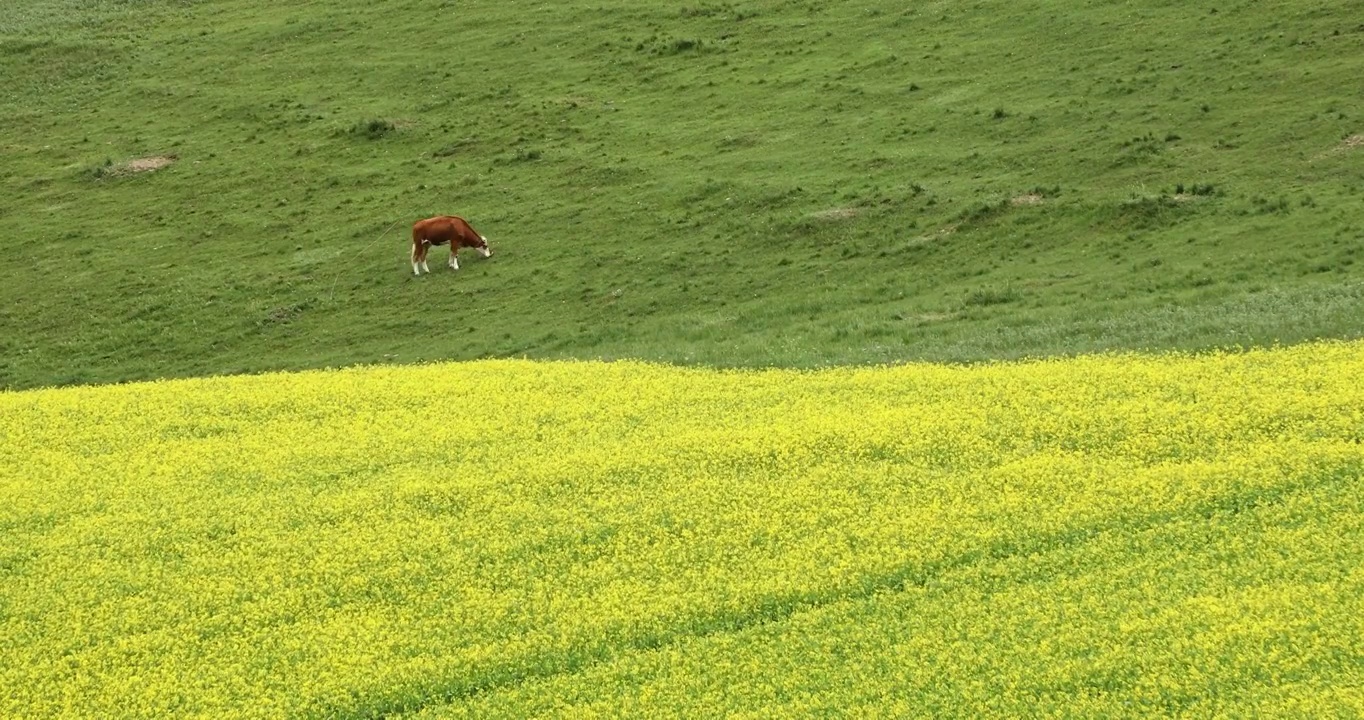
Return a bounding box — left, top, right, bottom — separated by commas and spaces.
4, 343, 1362, 716
2, 0, 1362, 387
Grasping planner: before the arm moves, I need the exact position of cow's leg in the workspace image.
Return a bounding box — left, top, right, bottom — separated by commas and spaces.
449, 247, 460, 270
411, 239, 423, 275
419, 242, 432, 274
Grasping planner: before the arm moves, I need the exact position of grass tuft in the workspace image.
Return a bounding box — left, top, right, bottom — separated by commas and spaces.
347, 118, 397, 139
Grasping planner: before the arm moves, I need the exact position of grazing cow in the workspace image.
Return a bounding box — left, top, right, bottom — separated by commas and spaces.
411, 215, 492, 275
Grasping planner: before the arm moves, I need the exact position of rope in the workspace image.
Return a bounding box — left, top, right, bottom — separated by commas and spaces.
327, 218, 403, 301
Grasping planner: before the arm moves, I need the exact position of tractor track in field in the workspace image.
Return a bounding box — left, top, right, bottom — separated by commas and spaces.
328, 463, 1357, 719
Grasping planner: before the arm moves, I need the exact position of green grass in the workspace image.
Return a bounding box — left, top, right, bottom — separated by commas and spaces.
2, 0, 1363, 388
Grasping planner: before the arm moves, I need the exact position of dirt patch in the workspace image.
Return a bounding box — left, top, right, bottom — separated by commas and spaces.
125, 155, 176, 172
811, 207, 859, 221
1313, 134, 1362, 160
96, 155, 177, 178
1010, 192, 1044, 206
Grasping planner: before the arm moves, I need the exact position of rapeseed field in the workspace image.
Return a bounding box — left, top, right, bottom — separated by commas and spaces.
2, 342, 1362, 718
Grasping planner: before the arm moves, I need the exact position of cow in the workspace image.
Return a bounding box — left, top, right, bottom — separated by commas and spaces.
410, 215, 492, 275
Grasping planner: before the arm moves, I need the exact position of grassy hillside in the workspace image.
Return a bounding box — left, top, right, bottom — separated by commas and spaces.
2, 0, 1363, 387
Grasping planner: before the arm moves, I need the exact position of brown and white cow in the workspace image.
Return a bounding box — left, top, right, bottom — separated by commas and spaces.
410, 215, 492, 275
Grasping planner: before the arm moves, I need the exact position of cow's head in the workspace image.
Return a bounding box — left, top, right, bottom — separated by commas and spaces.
477, 235, 492, 258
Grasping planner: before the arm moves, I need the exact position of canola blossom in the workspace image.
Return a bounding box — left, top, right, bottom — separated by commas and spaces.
1, 343, 1362, 718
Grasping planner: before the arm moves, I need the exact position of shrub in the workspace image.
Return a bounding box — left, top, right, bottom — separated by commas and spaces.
347, 118, 396, 139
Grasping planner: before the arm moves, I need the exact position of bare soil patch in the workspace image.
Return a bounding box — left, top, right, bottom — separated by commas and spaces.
97, 155, 177, 177
125, 155, 176, 172
1010, 192, 1044, 206
1312, 134, 1362, 160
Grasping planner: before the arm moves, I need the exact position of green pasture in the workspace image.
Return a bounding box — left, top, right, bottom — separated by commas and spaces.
2, 0, 1361, 388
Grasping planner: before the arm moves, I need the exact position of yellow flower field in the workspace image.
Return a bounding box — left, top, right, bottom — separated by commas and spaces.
2, 342, 1362, 718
